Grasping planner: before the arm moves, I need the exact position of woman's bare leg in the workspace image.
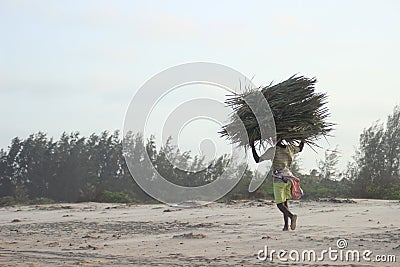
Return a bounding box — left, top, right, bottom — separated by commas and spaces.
277, 202, 292, 230
283, 201, 289, 230
286, 200, 297, 230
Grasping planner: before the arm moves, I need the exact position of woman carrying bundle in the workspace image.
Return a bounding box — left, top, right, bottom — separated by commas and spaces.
251, 140, 304, 231
220, 75, 332, 229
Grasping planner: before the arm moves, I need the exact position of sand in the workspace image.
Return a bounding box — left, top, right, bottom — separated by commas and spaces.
0, 199, 399, 266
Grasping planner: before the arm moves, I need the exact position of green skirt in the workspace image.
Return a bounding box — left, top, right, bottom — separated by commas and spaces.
273, 182, 292, 204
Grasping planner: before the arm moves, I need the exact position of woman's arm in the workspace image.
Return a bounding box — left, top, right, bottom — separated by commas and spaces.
298, 141, 304, 152
250, 142, 260, 163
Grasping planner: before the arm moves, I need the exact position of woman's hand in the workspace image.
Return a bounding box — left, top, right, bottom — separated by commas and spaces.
299, 140, 305, 152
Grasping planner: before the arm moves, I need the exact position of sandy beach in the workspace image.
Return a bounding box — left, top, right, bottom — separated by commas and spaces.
0, 199, 399, 266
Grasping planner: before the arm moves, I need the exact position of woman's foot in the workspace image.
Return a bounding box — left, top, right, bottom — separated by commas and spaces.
282, 226, 289, 231
290, 215, 297, 230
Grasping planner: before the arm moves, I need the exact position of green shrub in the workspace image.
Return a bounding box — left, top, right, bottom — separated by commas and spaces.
97, 190, 133, 203
381, 183, 400, 200
14, 185, 29, 203
0, 196, 16, 206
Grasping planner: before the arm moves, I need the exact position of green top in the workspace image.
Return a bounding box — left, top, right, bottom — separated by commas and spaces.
260, 145, 301, 170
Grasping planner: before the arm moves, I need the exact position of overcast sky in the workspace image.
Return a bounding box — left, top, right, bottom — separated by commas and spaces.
1, 0, 399, 172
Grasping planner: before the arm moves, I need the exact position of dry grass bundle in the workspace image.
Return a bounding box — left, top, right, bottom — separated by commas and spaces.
219, 75, 334, 148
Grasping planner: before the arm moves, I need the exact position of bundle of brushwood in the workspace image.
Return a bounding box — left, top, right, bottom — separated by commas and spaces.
219, 75, 334, 148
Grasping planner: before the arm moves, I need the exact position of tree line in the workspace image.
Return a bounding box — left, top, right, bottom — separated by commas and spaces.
0, 131, 246, 204
1, 106, 399, 205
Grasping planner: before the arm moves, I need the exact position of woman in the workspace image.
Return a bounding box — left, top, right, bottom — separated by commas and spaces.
251, 140, 304, 231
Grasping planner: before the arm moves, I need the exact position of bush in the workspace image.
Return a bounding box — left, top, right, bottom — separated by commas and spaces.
14, 185, 29, 203
97, 190, 133, 203
0, 196, 16, 206
381, 183, 400, 200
